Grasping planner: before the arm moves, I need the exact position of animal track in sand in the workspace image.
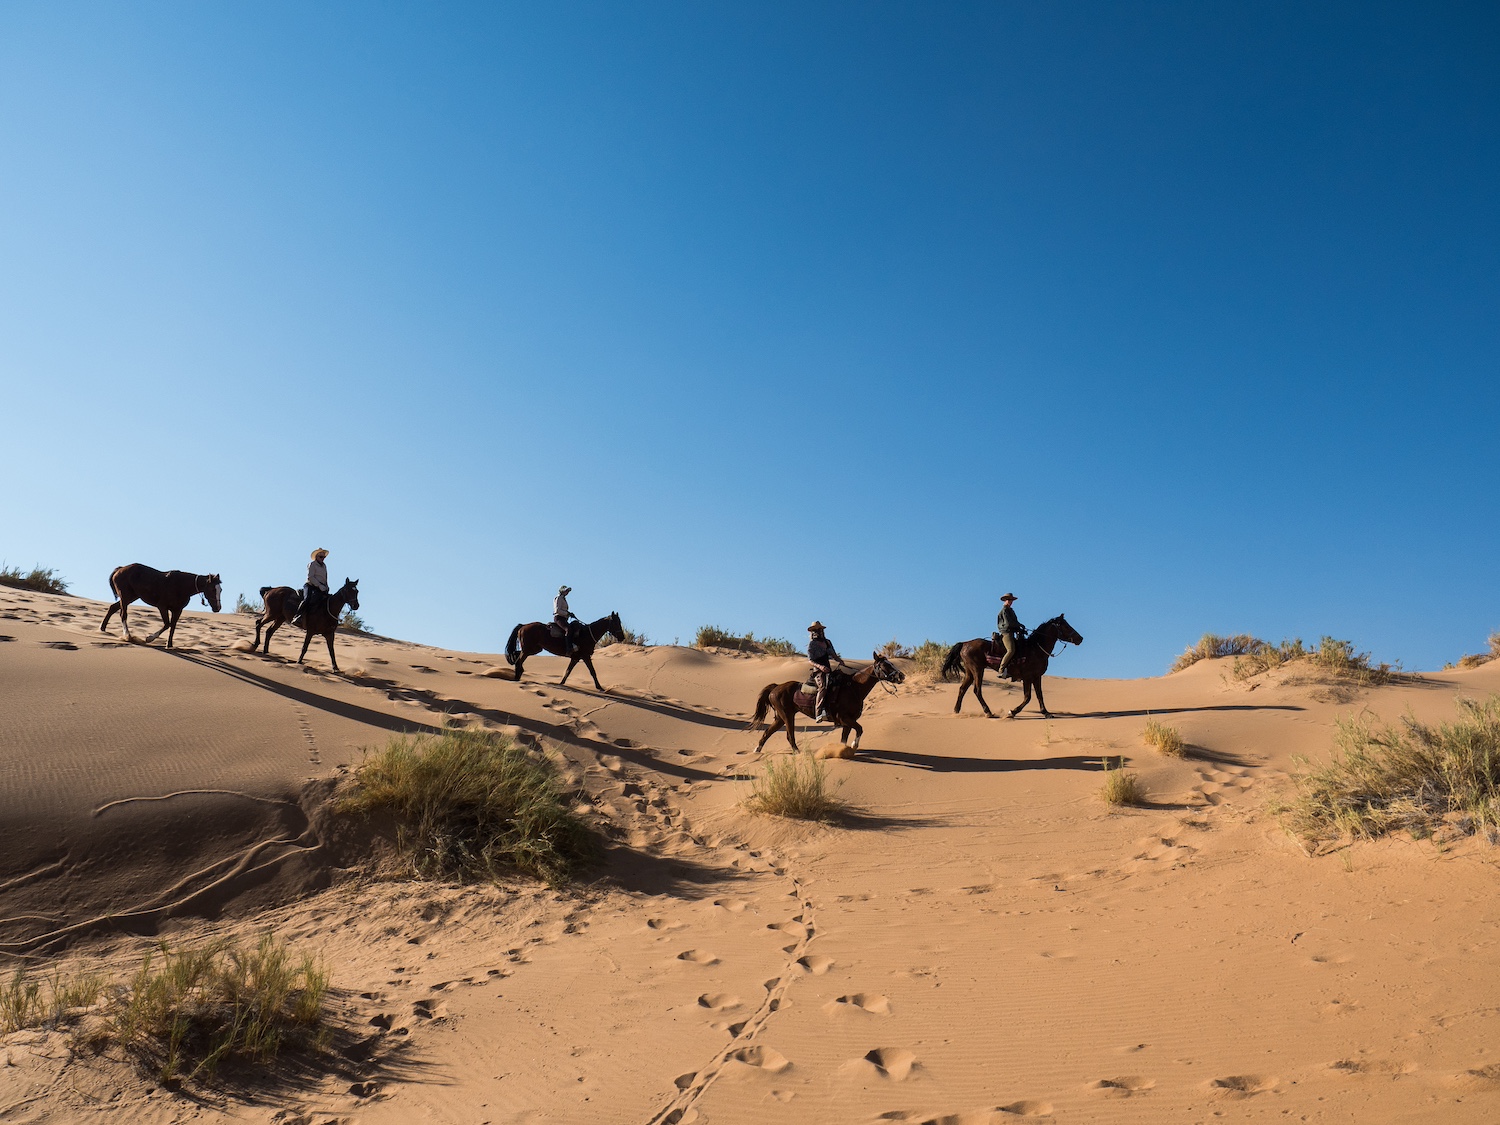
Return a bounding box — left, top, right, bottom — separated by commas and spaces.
410, 998, 448, 1020
1206, 1074, 1277, 1096
860, 1048, 919, 1080
1088, 1076, 1154, 1097
879, 1109, 1052, 1124
647, 918, 685, 931
677, 949, 719, 965
712, 898, 749, 913
697, 993, 741, 1010
0, 635, 13, 641
727, 1045, 791, 1072
1329, 1058, 1414, 1078
767, 921, 808, 938
827, 993, 891, 1014
39, 640, 77, 650
797, 955, 834, 975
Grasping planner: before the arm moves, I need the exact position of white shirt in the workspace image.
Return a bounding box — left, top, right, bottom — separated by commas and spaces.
308, 559, 329, 592
554, 593, 570, 618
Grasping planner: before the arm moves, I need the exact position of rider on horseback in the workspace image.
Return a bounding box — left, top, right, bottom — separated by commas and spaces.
808, 621, 845, 722
994, 592, 1027, 679
293, 548, 330, 627
553, 585, 577, 655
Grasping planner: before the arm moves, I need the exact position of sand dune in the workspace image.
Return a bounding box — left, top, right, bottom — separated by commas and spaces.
4, 583, 1500, 1123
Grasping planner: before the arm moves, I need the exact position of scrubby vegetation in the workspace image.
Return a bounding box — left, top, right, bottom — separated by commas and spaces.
341, 727, 597, 885
0, 564, 68, 594
1, 934, 329, 1087
1142, 719, 1185, 757
235, 593, 263, 617
1447, 632, 1500, 670
338, 611, 369, 633
744, 751, 846, 822
1101, 757, 1146, 806
112, 935, 329, 1083
1170, 633, 1268, 673
695, 625, 800, 657
599, 626, 650, 647
1281, 696, 1500, 849
879, 638, 955, 681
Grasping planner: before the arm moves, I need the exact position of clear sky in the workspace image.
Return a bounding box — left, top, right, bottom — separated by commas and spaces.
2, 2, 1496, 676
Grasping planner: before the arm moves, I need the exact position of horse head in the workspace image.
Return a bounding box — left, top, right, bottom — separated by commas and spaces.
607, 611, 624, 642
1035, 614, 1082, 650
340, 578, 360, 611
203, 574, 223, 613
870, 651, 906, 685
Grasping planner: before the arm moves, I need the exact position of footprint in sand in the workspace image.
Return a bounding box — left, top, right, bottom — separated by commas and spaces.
647, 918, 686, 932
884, 1110, 1052, 1124
0, 635, 13, 642
827, 993, 891, 1015
712, 898, 750, 913
1206, 1074, 1277, 1096
849, 1047, 919, 1081
410, 998, 448, 1020
767, 921, 808, 938
1088, 1076, 1154, 1097
677, 949, 719, 965
797, 955, 834, 975
39, 640, 77, 650
727, 1045, 791, 1072
697, 993, 741, 1011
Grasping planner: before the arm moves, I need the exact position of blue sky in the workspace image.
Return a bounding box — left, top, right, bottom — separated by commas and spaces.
2, 2, 1496, 676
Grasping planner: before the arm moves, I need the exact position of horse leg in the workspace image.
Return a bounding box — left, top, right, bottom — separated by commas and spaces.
1009, 681, 1032, 719
145, 605, 171, 643
972, 664, 994, 718
849, 720, 864, 751
756, 714, 783, 752
298, 627, 313, 664
100, 601, 119, 634
954, 667, 970, 713
512, 654, 525, 682
583, 656, 604, 691
1034, 677, 1051, 717
166, 606, 184, 648
560, 657, 578, 685
782, 701, 800, 752
326, 630, 339, 672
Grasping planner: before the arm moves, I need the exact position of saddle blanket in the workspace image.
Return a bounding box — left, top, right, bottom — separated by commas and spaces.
793, 682, 818, 708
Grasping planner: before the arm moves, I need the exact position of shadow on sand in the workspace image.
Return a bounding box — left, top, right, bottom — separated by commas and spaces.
856, 748, 1106, 774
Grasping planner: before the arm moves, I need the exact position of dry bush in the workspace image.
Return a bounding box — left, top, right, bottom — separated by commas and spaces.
341, 727, 597, 885
695, 625, 800, 657
1451, 632, 1500, 669
0, 564, 68, 594
598, 625, 649, 647
112, 935, 329, 1084
235, 593, 263, 617
878, 639, 954, 681
1281, 695, 1500, 848
338, 611, 369, 634
0, 966, 104, 1034
1142, 719, 1185, 757
1101, 757, 1146, 806
879, 639, 912, 659
1232, 638, 1307, 679
1232, 636, 1402, 686
1170, 633, 1267, 673
745, 752, 846, 822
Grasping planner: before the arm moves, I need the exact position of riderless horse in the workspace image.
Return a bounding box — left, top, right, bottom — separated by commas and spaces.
505, 611, 624, 690
749, 651, 906, 754
942, 614, 1083, 719
99, 564, 222, 648
251, 578, 361, 672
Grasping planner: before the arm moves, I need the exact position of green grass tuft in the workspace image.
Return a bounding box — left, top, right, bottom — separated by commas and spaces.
0, 966, 104, 1034
695, 625, 801, 657
1280, 695, 1500, 848
1142, 719, 1185, 757
111, 934, 329, 1083
341, 727, 598, 885
338, 610, 368, 633
598, 625, 650, 647
0, 564, 68, 595
744, 751, 846, 822
1101, 757, 1146, 806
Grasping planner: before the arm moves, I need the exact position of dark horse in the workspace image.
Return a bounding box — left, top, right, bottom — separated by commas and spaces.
251, 578, 361, 672
505, 611, 624, 690
99, 564, 222, 647
749, 652, 906, 754
942, 614, 1084, 719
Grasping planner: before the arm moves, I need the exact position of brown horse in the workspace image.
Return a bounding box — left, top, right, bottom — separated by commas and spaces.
942, 613, 1083, 719
749, 651, 906, 753
505, 611, 624, 689
251, 578, 360, 671
99, 564, 222, 647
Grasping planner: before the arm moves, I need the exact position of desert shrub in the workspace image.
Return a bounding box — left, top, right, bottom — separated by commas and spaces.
1169, 633, 1268, 673
1231, 636, 1400, 685
744, 751, 846, 822
1142, 719, 1185, 757
1232, 638, 1308, 679
598, 626, 649, 647
0, 966, 104, 1034
879, 639, 913, 659
235, 593, 263, 617
0, 565, 68, 595
1450, 632, 1499, 670
912, 640, 957, 681
338, 611, 368, 633
341, 728, 597, 885
1101, 757, 1146, 806
112, 934, 328, 1083
695, 626, 801, 657
1281, 696, 1500, 848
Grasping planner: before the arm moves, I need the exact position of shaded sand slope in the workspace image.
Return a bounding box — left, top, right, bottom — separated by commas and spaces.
7, 582, 1500, 1123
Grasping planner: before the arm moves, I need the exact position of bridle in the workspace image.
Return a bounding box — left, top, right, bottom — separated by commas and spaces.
194, 573, 221, 610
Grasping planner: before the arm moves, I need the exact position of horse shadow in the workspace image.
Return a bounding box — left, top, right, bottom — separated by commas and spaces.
552, 684, 750, 731
1056, 705, 1305, 718
856, 749, 1105, 774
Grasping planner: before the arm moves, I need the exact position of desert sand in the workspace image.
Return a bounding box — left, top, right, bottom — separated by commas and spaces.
4, 583, 1500, 1124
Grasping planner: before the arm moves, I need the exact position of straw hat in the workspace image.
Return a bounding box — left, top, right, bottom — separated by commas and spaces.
808, 621, 825, 633
311, 548, 329, 560
559, 585, 572, 595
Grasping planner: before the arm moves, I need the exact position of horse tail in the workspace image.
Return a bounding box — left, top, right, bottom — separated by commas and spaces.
941, 642, 965, 679
108, 566, 126, 598
504, 624, 522, 666
748, 683, 776, 731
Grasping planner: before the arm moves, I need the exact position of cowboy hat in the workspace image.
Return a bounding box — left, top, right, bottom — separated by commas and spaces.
1000, 592, 1017, 601
311, 548, 329, 560
559, 585, 572, 595
807, 621, 826, 632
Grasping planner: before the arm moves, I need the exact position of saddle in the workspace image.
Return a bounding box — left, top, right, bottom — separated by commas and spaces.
793, 671, 844, 711
985, 636, 1024, 679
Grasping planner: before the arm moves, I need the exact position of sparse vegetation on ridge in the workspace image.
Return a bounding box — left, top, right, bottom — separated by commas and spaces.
339, 610, 368, 633
695, 625, 800, 657
0, 564, 68, 594
599, 626, 650, 647
1170, 633, 1267, 672
1447, 631, 1500, 670
745, 751, 846, 822
340, 728, 597, 885
880, 638, 954, 681
1101, 757, 1146, 806
235, 592, 263, 617
1281, 696, 1500, 848
1171, 631, 1402, 685
1142, 719, 1185, 757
